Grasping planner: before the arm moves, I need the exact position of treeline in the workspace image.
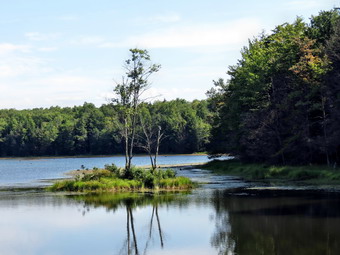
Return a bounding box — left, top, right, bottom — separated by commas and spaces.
0, 99, 211, 157
208, 10, 340, 166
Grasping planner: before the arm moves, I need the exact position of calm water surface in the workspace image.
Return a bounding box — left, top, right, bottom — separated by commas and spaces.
1, 187, 340, 255
0, 156, 339, 254
0, 155, 217, 187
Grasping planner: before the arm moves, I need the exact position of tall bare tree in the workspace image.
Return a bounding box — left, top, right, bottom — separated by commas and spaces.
113, 48, 160, 173
138, 108, 165, 169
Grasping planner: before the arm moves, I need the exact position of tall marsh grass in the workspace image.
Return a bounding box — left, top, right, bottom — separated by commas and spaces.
203, 159, 340, 184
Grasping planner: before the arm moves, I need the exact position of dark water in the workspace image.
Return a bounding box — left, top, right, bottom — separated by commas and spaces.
0, 157, 339, 254
1, 187, 340, 255
0, 155, 220, 187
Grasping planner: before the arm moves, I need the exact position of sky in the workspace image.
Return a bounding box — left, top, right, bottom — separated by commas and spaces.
0, 0, 338, 109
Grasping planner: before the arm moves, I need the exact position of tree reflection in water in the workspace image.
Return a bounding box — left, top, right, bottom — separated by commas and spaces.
124, 204, 164, 255
210, 190, 235, 254
66, 189, 340, 255
72, 192, 186, 255
210, 189, 340, 255
142, 205, 164, 254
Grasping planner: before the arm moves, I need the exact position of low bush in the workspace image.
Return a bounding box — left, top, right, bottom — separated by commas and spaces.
80, 169, 113, 181
104, 163, 122, 176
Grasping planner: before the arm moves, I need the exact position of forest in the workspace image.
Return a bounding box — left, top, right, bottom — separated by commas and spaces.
0, 100, 211, 157
208, 10, 340, 166
1, 10, 340, 168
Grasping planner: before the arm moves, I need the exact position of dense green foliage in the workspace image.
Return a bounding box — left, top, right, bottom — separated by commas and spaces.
208, 10, 340, 166
204, 160, 340, 184
0, 99, 211, 157
48, 166, 196, 192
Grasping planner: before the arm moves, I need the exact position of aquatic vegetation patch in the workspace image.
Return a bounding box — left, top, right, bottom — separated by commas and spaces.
48, 165, 196, 192
203, 159, 340, 184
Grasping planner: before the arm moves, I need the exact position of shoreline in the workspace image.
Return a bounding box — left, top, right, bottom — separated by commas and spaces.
2, 160, 340, 193
203, 159, 340, 187
0, 153, 209, 160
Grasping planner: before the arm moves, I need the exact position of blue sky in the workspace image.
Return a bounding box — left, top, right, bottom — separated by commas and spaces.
0, 0, 337, 109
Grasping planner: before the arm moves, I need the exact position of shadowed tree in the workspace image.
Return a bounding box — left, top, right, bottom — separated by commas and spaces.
208, 11, 340, 166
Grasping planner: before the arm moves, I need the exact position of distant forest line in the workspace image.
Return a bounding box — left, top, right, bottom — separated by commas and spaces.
0, 100, 212, 157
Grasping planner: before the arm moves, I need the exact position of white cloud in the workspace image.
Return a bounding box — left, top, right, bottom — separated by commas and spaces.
101, 18, 262, 49
71, 36, 105, 45
38, 47, 58, 52
38, 75, 103, 90
98, 42, 118, 48
25, 32, 61, 41
0, 43, 31, 54
144, 14, 181, 24
0, 56, 51, 77
284, 0, 322, 10
0, 42, 54, 79
0, 73, 112, 109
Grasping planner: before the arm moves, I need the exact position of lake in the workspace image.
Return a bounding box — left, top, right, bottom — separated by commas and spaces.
0, 155, 340, 255
0, 154, 218, 187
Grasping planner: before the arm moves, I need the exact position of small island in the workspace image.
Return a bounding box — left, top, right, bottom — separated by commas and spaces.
48, 164, 196, 192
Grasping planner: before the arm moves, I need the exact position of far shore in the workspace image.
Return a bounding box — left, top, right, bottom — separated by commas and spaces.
0, 153, 208, 160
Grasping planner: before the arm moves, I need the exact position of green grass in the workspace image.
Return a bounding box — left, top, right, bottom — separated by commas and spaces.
48, 165, 196, 192
158, 176, 197, 189
203, 159, 340, 185
48, 178, 142, 192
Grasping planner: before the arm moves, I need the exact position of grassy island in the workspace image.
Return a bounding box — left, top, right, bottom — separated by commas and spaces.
48, 164, 196, 192
203, 159, 340, 185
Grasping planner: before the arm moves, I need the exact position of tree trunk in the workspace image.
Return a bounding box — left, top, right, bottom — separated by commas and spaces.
321, 95, 330, 166
129, 207, 139, 255
154, 126, 162, 169
127, 207, 131, 255
155, 207, 164, 248
124, 118, 130, 170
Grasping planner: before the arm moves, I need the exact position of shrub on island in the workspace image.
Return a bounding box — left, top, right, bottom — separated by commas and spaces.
48, 164, 196, 192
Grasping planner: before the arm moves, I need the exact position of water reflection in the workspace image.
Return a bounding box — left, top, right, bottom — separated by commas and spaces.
70, 189, 340, 255
1, 189, 340, 254
72, 192, 190, 255
210, 189, 340, 255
